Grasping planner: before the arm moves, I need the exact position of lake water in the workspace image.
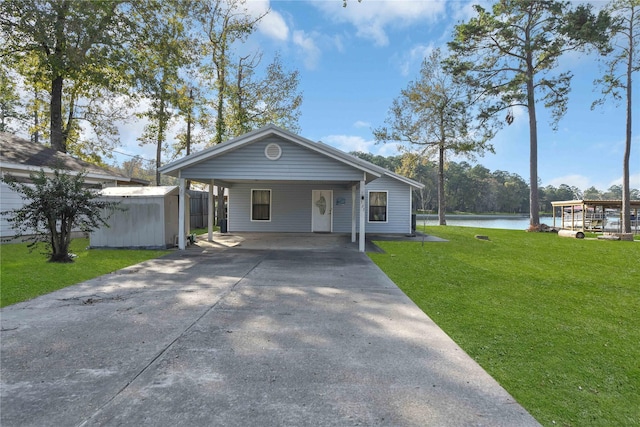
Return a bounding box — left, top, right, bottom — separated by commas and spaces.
416, 214, 555, 231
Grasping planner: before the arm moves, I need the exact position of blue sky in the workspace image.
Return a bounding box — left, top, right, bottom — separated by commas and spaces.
119, 0, 639, 192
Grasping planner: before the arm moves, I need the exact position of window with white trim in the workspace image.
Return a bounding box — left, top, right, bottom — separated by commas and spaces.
368, 191, 387, 222
251, 189, 271, 221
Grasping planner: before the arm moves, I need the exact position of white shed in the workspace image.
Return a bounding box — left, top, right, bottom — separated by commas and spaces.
90, 186, 189, 249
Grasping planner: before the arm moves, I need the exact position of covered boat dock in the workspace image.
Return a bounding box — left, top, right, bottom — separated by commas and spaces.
551, 199, 640, 235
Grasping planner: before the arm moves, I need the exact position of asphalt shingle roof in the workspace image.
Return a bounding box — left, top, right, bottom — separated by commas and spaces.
0, 132, 127, 178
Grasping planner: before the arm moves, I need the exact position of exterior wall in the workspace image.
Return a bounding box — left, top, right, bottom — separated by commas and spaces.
364, 175, 413, 234
0, 180, 145, 240
228, 182, 354, 232
181, 136, 366, 182
0, 182, 30, 238
1, 182, 86, 240
90, 196, 172, 249
226, 177, 413, 234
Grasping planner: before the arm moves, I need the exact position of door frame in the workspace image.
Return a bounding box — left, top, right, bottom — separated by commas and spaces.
311, 189, 333, 233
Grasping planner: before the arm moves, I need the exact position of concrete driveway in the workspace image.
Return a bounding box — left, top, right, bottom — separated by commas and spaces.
1, 234, 539, 426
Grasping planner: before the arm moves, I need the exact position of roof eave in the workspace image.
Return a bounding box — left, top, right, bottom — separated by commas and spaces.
1, 162, 130, 183
384, 171, 424, 189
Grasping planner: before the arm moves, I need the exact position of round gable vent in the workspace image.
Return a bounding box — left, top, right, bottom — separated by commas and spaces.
264, 143, 282, 160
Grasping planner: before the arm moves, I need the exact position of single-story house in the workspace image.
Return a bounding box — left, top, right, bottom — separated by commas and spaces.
159, 125, 424, 252
0, 132, 149, 239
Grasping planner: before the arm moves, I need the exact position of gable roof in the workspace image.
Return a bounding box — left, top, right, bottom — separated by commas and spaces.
159, 124, 424, 189
0, 132, 149, 186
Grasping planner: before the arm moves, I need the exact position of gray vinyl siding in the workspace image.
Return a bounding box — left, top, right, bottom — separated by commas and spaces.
365, 176, 412, 234
0, 181, 123, 240
180, 136, 365, 182
1, 182, 87, 239
0, 182, 28, 238
332, 187, 357, 233
227, 177, 413, 234
228, 183, 356, 232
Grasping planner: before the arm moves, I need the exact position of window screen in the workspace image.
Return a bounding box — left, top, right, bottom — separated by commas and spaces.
252, 189, 271, 221
369, 191, 387, 222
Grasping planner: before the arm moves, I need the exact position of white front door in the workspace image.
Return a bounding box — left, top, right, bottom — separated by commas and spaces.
312, 190, 332, 232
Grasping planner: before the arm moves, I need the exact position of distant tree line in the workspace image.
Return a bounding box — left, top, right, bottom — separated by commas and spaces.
352, 152, 639, 214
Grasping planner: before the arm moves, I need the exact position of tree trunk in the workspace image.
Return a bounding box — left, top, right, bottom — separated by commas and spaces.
622, 24, 633, 234
214, 41, 227, 225
50, 2, 68, 153
215, 42, 227, 144
437, 144, 446, 225
33, 87, 40, 144
185, 89, 193, 190
526, 52, 540, 228
50, 75, 65, 152
155, 94, 166, 186
47, 217, 72, 262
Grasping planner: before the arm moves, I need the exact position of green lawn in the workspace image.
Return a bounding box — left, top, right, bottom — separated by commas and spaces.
370, 227, 639, 427
0, 238, 170, 308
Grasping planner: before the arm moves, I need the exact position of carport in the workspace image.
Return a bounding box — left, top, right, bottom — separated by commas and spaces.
159, 125, 423, 252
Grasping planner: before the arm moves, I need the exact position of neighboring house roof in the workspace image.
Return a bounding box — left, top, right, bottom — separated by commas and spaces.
159, 124, 424, 189
0, 132, 149, 186
100, 186, 179, 197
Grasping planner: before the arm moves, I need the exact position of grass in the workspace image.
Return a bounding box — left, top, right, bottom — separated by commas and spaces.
191, 225, 219, 235
369, 227, 640, 427
0, 238, 170, 308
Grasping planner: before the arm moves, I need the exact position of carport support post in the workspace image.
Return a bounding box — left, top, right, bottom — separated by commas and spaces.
359, 179, 365, 252
178, 177, 186, 250
351, 184, 356, 243
208, 179, 214, 241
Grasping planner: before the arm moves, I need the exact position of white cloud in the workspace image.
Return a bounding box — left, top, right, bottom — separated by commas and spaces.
245, 0, 271, 19
451, 0, 482, 22
331, 34, 345, 53
611, 172, 640, 190
353, 120, 370, 128
293, 30, 322, 69
312, 0, 446, 47
257, 8, 289, 41
548, 174, 591, 190
115, 118, 155, 163
322, 134, 400, 157
393, 43, 435, 76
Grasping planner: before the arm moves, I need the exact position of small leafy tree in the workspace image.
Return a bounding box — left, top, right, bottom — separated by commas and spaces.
1, 168, 119, 262
374, 48, 495, 225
